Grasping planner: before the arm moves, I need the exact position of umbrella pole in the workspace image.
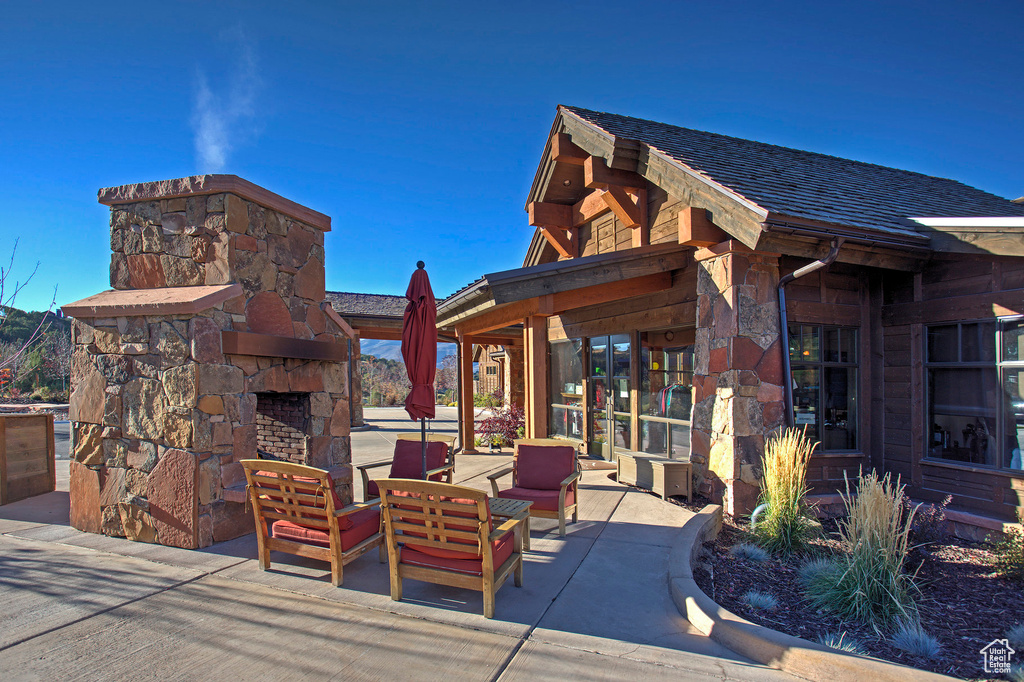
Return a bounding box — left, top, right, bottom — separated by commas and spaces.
421, 417, 427, 479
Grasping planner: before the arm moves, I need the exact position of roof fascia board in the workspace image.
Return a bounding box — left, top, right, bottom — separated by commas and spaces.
558, 111, 768, 250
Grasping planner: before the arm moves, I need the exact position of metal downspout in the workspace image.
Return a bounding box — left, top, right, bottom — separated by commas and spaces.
779, 238, 845, 427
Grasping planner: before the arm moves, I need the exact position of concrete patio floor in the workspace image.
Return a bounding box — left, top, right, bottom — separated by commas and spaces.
0, 407, 801, 681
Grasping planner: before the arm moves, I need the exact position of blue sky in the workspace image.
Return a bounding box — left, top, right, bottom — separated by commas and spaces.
2, 1, 1022, 313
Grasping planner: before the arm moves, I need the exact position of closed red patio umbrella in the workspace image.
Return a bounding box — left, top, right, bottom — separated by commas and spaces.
401, 261, 437, 478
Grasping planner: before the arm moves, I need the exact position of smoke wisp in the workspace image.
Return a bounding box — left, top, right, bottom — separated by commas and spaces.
192, 29, 261, 173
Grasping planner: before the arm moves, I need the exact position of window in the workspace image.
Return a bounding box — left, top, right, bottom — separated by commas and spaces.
639, 332, 693, 459
485, 365, 497, 376
549, 339, 584, 439
788, 325, 858, 451
928, 319, 1024, 470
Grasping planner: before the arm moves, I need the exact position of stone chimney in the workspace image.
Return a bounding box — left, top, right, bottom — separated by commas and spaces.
63, 176, 353, 549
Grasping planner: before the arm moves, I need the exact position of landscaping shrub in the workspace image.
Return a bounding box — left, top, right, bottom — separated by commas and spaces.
729, 542, 769, 563
890, 620, 941, 660
816, 631, 869, 656
476, 403, 525, 447
740, 590, 778, 611
798, 556, 840, 587
991, 527, 1024, 583
804, 470, 920, 629
1007, 623, 1024, 649
752, 427, 817, 555
903, 493, 951, 547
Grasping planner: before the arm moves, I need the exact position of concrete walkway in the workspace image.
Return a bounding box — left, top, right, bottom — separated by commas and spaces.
0, 407, 800, 681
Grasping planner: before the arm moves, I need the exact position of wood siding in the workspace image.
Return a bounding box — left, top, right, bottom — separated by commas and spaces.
579, 185, 682, 258
548, 265, 698, 340
881, 257, 1024, 521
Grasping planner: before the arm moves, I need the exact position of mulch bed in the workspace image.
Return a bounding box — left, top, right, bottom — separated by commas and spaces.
693, 516, 1023, 680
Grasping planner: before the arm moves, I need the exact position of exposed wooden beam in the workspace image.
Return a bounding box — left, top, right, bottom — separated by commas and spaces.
523, 316, 549, 438
572, 190, 611, 225
584, 155, 644, 190
601, 185, 641, 228
540, 227, 574, 258
222, 331, 347, 362
455, 271, 674, 336
528, 201, 572, 229
457, 331, 477, 453
551, 132, 588, 166
679, 206, 727, 247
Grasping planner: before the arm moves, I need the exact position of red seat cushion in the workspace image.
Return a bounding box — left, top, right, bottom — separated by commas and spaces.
367, 440, 449, 498
400, 530, 515, 576
498, 486, 575, 512
257, 470, 356, 531
515, 444, 576, 490
271, 505, 381, 551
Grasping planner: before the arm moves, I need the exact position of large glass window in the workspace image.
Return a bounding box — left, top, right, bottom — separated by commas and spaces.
549, 339, 584, 439
789, 325, 858, 451
928, 319, 1024, 470
640, 332, 693, 459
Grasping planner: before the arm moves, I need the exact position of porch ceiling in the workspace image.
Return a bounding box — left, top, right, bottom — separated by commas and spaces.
436, 245, 689, 335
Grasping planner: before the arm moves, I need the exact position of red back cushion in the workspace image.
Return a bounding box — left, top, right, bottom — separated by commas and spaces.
257, 470, 355, 531
382, 487, 492, 561
390, 440, 449, 479
515, 444, 576, 490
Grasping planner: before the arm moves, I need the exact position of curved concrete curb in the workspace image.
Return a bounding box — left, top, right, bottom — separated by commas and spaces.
668, 505, 955, 682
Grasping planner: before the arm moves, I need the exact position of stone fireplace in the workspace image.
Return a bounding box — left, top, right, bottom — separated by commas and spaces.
62, 175, 354, 549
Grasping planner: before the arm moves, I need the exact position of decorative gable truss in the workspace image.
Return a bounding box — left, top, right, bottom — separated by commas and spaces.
528, 134, 654, 257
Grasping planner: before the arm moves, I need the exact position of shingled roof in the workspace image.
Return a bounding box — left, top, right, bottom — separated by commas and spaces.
325, 292, 406, 318
562, 106, 1024, 238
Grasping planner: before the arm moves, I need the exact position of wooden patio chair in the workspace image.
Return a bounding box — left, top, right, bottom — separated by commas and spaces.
356, 438, 454, 503
396, 432, 457, 483
377, 478, 527, 619
240, 459, 384, 587
487, 438, 581, 537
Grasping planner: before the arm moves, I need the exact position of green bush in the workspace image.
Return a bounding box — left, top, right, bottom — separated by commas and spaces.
804, 470, 920, 630
753, 428, 818, 555
992, 527, 1024, 582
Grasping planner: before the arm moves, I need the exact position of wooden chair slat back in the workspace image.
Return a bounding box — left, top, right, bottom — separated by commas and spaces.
378, 478, 489, 554
241, 460, 337, 524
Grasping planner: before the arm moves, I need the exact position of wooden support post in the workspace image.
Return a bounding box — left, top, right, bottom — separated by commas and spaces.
458, 333, 477, 453
524, 316, 549, 438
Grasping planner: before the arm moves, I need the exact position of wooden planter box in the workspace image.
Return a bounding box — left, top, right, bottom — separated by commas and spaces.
616, 452, 691, 502
0, 414, 55, 505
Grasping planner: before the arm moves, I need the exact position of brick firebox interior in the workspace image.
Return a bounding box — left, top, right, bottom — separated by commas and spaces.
62, 175, 354, 549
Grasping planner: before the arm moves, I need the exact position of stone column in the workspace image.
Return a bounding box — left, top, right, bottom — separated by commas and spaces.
690, 241, 785, 516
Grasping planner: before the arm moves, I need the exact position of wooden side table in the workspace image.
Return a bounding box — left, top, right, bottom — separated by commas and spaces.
617, 452, 692, 502
489, 497, 533, 551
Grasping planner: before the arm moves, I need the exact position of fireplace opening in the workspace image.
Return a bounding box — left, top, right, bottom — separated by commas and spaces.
255, 392, 310, 463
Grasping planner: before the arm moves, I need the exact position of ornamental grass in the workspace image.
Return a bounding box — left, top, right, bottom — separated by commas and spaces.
753, 427, 817, 555
805, 470, 921, 630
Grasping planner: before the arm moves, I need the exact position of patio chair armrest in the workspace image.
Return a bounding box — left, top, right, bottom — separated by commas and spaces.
489, 516, 526, 540
426, 462, 456, 478
355, 459, 393, 473
486, 467, 514, 482
559, 470, 582, 489
486, 466, 514, 497
333, 500, 380, 518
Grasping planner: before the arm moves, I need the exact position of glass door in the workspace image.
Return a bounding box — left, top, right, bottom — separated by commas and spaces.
589, 334, 631, 460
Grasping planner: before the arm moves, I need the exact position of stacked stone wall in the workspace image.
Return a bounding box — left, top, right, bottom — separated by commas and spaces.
69, 187, 350, 549
690, 242, 785, 516
255, 393, 308, 461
